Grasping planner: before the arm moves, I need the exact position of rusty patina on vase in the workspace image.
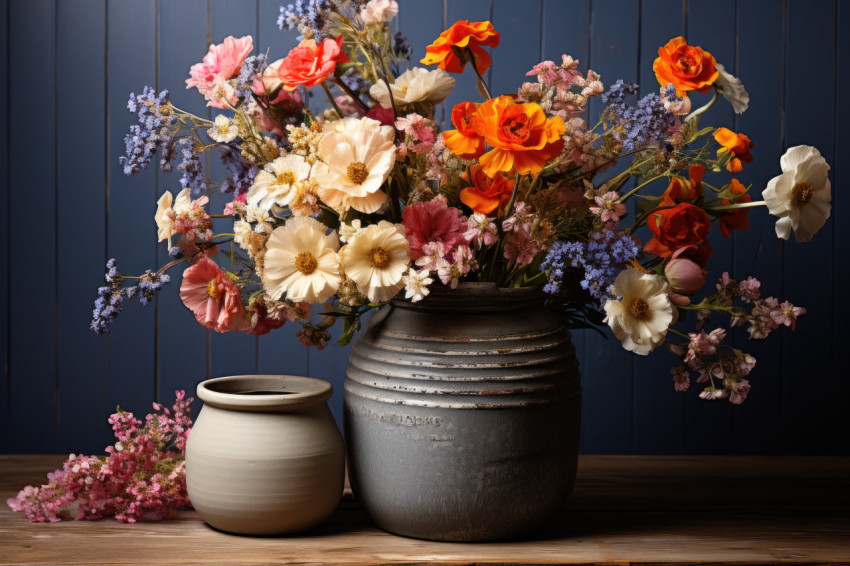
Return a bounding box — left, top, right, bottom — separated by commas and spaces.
344, 283, 581, 541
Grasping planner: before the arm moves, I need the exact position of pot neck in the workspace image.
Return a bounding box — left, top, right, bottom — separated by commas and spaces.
197, 375, 332, 413
391, 282, 546, 313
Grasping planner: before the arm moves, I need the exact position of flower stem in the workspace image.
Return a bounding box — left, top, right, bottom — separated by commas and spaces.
706, 200, 766, 211
465, 47, 492, 100
321, 82, 345, 117
332, 76, 370, 115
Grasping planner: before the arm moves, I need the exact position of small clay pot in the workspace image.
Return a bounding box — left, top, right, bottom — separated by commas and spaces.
186, 375, 344, 535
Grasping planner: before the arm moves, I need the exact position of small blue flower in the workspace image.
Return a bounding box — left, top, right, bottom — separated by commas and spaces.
119, 87, 178, 176
177, 139, 207, 197
218, 146, 259, 195
602, 80, 678, 152
278, 0, 333, 39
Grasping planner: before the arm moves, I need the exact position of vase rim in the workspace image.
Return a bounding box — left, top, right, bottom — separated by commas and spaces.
197, 374, 332, 412
391, 281, 545, 312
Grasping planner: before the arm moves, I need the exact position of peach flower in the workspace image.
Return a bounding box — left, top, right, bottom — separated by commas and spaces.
277, 36, 349, 91
186, 36, 253, 108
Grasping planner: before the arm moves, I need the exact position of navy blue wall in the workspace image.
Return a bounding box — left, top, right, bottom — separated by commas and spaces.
1, 0, 847, 455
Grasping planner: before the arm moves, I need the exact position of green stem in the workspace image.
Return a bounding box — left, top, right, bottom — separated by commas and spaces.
686, 88, 719, 122
465, 47, 492, 100
616, 174, 667, 204
321, 82, 346, 117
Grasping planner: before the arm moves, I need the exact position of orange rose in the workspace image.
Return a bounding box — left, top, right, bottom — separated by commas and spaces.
644, 202, 711, 258
659, 164, 705, 207
718, 178, 752, 237
713, 127, 753, 172
472, 95, 566, 177
653, 37, 719, 96
443, 102, 486, 159
278, 36, 349, 91
460, 165, 514, 215
420, 20, 500, 74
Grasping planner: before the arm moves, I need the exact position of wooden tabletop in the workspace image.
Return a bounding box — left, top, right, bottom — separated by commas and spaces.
1, 454, 848, 565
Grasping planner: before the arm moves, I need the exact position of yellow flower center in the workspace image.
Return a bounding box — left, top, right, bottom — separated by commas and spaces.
295, 251, 318, 275
368, 246, 390, 268
792, 181, 813, 205
628, 297, 649, 320
347, 162, 369, 185
276, 171, 296, 185
206, 279, 222, 300
400, 85, 409, 95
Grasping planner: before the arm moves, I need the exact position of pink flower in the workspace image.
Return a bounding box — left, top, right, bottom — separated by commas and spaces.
589, 191, 627, 223
186, 36, 253, 108
672, 366, 690, 392
464, 213, 499, 248
738, 354, 757, 377
402, 196, 470, 261
179, 257, 244, 333
395, 113, 437, 154
503, 224, 539, 266
728, 379, 751, 405
366, 105, 396, 126
664, 247, 707, 295
738, 276, 761, 301
414, 241, 449, 272
771, 300, 806, 330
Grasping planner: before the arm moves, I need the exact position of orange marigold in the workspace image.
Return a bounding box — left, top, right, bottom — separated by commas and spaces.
713, 127, 754, 172
460, 165, 514, 216
443, 102, 486, 160
718, 178, 752, 237
660, 164, 705, 207
420, 20, 500, 74
472, 95, 566, 177
653, 37, 719, 96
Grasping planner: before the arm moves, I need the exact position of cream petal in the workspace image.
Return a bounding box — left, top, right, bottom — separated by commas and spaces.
762, 172, 793, 215
774, 216, 793, 240
350, 190, 388, 214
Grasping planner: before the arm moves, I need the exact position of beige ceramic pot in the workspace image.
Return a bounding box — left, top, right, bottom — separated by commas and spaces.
185, 375, 344, 535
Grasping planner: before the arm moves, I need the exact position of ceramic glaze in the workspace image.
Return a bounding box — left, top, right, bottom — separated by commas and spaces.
186, 375, 344, 535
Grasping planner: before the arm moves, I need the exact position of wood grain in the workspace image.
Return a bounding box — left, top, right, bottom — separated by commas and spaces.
1, 455, 848, 565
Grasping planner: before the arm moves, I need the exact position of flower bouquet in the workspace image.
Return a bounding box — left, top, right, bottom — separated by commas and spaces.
94, 0, 831, 406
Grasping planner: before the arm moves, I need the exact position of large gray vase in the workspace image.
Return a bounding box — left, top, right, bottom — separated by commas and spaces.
344, 282, 582, 541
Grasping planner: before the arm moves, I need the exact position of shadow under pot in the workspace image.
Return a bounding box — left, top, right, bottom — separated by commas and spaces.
185, 374, 345, 535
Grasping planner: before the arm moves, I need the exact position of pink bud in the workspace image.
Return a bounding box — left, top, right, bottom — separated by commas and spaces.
664, 255, 706, 295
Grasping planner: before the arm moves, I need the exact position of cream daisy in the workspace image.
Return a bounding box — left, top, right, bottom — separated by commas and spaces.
603, 267, 677, 356
402, 267, 433, 303
262, 216, 341, 304
155, 188, 192, 246
762, 145, 831, 243
369, 67, 455, 108
340, 221, 410, 302
207, 114, 239, 143
312, 117, 396, 214
246, 154, 311, 212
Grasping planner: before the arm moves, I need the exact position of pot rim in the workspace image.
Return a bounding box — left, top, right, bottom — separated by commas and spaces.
391, 281, 545, 312
197, 374, 332, 412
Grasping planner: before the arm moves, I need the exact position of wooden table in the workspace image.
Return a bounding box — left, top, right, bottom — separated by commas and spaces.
1, 455, 848, 565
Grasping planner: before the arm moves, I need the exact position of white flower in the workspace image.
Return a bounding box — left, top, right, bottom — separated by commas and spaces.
603, 267, 677, 356
369, 67, 455, 108
207, 114, 239, 143
360, 0, 398, 25
232, 220, 253, 250
155, 188, 192, 246
339, 221, 410, 302
762, 145, 831, 243
246, 154, 311, 212
245, 205, 275, 234
313, 117, 396, 214
262, 216, 341, 304
402, 267, 433, 303
714, 63, 749, 114
339, 219, 363, 243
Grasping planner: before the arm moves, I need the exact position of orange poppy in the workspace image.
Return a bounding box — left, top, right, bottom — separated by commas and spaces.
459, 165, 514, 216
659, 164, 706, 207
420, 20, 500, 74
653, 37, 719, 96
713, 127, 754, 172
718, 178, 752, 237
472, 95, 566, 177
442, 102, 486, 159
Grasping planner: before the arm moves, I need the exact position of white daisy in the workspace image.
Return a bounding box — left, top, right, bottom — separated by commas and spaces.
402, 267, 433, 303
369, 67, 455, 108
262, 216, 341, 304
312, 117, 396, 214
603, 267, 677, 356
154, 188, 192, 246
246, 154, 311, 212
207, 114, 239, 143
762, 145, 831, 243
339, 221, 410, 302
339, 219, 363, 243
714, 63, 749, 115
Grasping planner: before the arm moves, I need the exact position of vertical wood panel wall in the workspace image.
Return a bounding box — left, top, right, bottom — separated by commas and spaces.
1, 0, 846, 455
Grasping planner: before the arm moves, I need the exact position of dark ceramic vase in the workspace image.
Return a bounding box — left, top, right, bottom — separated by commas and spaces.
344, 282, 581, 541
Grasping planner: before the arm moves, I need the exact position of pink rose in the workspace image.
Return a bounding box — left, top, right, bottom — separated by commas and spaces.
186, 35, 253, 108
278, 36, 349, 91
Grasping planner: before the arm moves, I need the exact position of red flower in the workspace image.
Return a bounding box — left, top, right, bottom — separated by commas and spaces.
459, 165, 514, 216
420, 20, 500, 74
277, 36, 349, 91
442, 102, 485, 160
659, 164, 705, 207
644, 202, 711, 258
